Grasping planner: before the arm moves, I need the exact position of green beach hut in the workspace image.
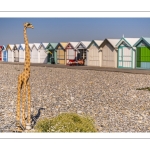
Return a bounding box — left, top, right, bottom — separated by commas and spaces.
133, 37, 150, 69
46, 43, 58, 64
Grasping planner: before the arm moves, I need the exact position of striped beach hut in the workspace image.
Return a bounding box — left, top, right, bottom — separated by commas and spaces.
2, 45, 7, 62
6, 44, 14, 62
46, 43, 58, 64
56, 42, 68, 65
38, 43, 49, 63
133, 37, 150, 69
0, 46, 3, 61
75, 41, 91, 65
65, 42, 78, 64
116, 37, 139, 69
31, 43, 40, 63
99, 39, 120, 68
13, 44, 20, 62
87, 40, 103, 66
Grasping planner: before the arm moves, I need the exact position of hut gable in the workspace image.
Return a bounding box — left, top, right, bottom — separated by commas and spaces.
41, 43, 49, 49
88, 40, 103, 49
13, 44, 19, 50
133, 37, 150, 47
18, 44, 25, 50
66, 42, 78, 49
32, 43, 40, 50
116, 38, 139, 48
60, 42, 68, 49
29, 43, 33, 50
76, 42, 85, 49
6, 44, 14, 50
100, 39, 120, 49
46, 43, 58, 50
56, 43, 64, 50
69, 42, 78, 49
76, 41, 91, 49
2, 45, 6, 50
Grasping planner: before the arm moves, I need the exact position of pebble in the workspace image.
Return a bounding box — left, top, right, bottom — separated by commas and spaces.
0, 64, 150, 132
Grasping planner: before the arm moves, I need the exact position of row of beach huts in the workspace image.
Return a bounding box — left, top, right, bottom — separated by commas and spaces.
0, 36, 150, 69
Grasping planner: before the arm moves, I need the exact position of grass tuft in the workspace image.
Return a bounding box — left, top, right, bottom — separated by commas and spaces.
34, 113, 97, 132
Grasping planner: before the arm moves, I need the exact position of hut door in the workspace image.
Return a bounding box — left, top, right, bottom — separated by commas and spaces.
137, 47, 150, 69
0, 51, 2, 61
31, 48, 38, 63
78, 49, 86, 60
118, 47, 132, 68
67, 49, 75, 63
19, 50, 24, 62
3, 50, 7, 62
57, 49, 65, 64
47, 51, 55, 64
118, 47, 123, 67
8, 50, 12, 62
14, 50, 19, 62
102, 43, 115, 67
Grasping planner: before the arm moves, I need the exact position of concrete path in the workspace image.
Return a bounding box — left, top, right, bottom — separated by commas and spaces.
0, 61, 150, 75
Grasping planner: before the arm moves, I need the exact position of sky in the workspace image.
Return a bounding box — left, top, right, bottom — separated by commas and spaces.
1, 18, 150, 46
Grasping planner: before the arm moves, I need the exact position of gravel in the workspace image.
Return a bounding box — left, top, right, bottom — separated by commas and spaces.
0, 63, 150, 132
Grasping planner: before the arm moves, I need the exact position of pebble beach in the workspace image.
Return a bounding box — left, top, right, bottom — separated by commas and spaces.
0, 63, 150, 132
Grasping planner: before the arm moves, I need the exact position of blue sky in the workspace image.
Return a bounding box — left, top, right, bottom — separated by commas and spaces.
1, 18, 150, 46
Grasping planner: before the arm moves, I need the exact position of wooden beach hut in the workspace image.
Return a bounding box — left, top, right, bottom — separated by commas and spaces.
56, 42, 68, 65
38, 43, 49, 63
13, 44, 19, 62
99, 39, 120, 68
133, 37, 150, 69
116, 37, 139, 69
46, 43, 58, 64
6, 44, 14, 62
65, 42, 78, 64
2, 45, 7, 62
87, 40, 103, 66
31, 43, 40, 63
75, 41, 91, 66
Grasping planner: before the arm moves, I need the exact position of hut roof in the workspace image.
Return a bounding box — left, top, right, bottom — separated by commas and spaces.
6, 44, 14, 50
50, 43, 58, 49
116, 37, 139, 47
59, 42, 68, 49
33, 43, 41, 49
42, 43, 49, 48
133, 37, 150, 47
76, 41, 91, 49
99, 39, 120, 48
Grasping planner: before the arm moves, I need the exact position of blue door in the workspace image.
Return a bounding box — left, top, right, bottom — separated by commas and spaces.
3, 50, 8, 62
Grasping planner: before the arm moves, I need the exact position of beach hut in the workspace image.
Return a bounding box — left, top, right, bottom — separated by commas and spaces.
75, 41, 91, 66
65, 42, 78, 64
99, 39, 120, 68
6, 44, 14, 62
13, 44, 19, 62
116, 37, 139, 69
56, 42, 68, 65
2, 45, 7, 62
46, 43, 58, 64
0, 46, 3, 61
31, 43, 40, 63
38, 43, 49, 63
133, 37, 150, 69
87, 40, 103, 66
18, 44, 25, 62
